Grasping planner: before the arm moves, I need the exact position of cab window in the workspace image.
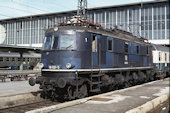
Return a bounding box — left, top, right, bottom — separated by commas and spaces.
124, 42, 129, 53
43, 35, 53, 50
108, 39, 113, 51
59, 34, 76, 50
92, 35, 97, 52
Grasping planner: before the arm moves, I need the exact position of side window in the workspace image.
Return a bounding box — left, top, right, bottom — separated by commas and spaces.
18, 58, 20, 61
108, 39, 113, 51
12, 57, 15, 61
124, 42, 129, 53
159, 52, 161, 61
28, 58, 30, 62
6, 57, 10, 61
92, 35, 97, 52
52, 35, 59, 49
165, 53, 167, 62
147, 47, 149, 55
0, 57, 3, 62
136, 46, 139, 54
43, 35, 53, 50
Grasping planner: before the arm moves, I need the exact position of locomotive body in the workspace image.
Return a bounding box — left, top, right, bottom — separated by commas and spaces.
42, 26, 152, 70
30, 25, 154, 100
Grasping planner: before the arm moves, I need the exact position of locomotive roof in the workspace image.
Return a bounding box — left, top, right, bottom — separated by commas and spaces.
49, 26, 151, 46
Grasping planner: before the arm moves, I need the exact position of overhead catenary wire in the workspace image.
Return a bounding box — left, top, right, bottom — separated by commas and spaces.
0, 0, 79, 21
11, 0, 50, 13
22, 0, 77, 13
0, 13, 13, 18
0, 5, 35, 14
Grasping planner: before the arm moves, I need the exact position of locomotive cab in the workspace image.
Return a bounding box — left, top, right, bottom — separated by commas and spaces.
42, 28, 93, 70
41, 27, 103, 71
42, 30, 78, 69
30, 27, 96, 96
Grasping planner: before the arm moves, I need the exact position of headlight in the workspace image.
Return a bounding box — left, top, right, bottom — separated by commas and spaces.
66, 63, 71, 69
39, 63, 44, 68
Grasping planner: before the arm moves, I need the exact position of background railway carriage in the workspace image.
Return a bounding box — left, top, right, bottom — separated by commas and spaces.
0, 52, 41, 70
29, 23, 155, 100
0, 52, 41, 81
152, 45, 170, 78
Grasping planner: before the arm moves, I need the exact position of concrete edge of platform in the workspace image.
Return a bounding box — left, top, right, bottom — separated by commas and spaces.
0, 91, 42, 109
125, 93, 169, 113
26, 78, 169, 113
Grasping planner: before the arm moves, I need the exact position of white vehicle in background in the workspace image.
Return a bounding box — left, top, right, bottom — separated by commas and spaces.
152, 45, 170, 78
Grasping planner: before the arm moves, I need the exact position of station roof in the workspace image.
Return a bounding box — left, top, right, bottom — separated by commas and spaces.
0, 0, 168, 23
0, 44, 41, 53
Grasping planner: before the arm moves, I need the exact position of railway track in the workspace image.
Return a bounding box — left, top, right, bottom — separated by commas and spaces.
0, 100, 60, 113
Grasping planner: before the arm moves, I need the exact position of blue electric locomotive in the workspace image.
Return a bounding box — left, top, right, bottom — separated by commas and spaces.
29, 17, 154, 100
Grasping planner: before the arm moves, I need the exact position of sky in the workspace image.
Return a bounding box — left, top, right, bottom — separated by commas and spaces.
0, 0, 155, 20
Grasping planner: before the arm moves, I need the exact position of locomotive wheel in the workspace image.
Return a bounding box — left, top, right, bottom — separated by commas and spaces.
115, 74, 124, 85
50, 90, 58, 101
132, 72, 138, 85
138, 72, 146, 83
40, 90, 47, 99
67, 86, 76, 100
41, 85, 52, 99
108, 84, 115, 91
77, 84, 88, 99
150, 72, 155, 81
124, 81, 130, 88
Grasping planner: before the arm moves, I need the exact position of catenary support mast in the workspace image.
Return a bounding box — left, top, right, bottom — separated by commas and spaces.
77, 0, 87, 19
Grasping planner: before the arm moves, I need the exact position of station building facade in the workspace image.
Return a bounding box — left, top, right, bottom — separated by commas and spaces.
0, 0, 169, 47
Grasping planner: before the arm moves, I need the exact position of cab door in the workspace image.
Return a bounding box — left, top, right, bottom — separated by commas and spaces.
91, 34, 101, 69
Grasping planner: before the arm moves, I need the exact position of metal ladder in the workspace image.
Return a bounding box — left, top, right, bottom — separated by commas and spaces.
90, 74, 101, 92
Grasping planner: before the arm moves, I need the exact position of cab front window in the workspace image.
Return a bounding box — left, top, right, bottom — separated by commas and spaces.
43, 35, 53, 50
59, 34, 76, 50
43, 32, 76, 50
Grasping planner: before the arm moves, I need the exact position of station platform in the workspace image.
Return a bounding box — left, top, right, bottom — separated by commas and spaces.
48, 79, 169, 113
0, 80, 39, 97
